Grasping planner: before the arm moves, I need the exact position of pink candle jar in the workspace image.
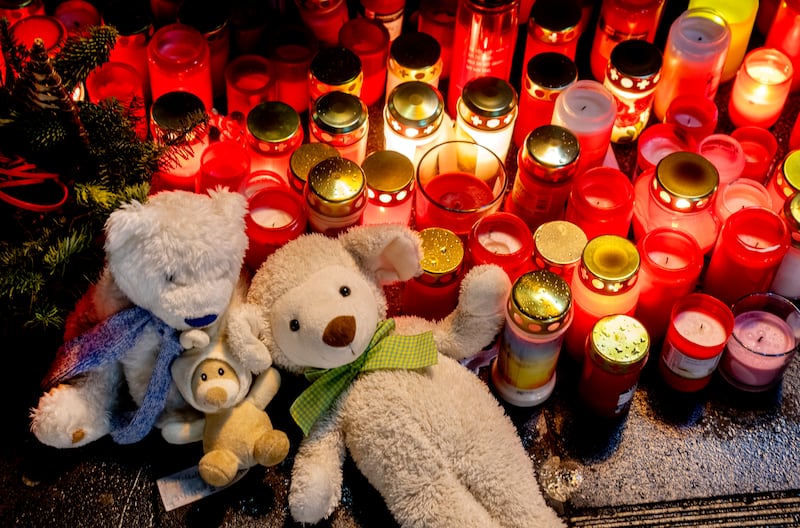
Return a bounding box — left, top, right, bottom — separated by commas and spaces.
467, 212, 534, 282
522, 0, 582, 65
634, 227, 704, 343
102, 2, 153, 103
416, 0, 457, 80
564, 166, 634, 241
766, 150, 800, 214
147, 23, 213, 113
310, 91, 369, 165
771, 193, 800, 299
361, 150, 416, 226
712, 178, 773, 225
305, 157, 368, 236
635, 122, 697, 177
197, 140, 250, 194
414, 140, 508, 239
532, 220, 587, 283
224, 54, 276, 119
696, 133, 746, 185
338, 17, 390, 107
294, 0, 350, 48
244, 182, 308, 272
663, 94, 719, 144
703, 206, 791, 306
564, 234, 641, 364
632, 152, 721, 254
264, 25, 318, 115
308, 46, 363, 105
659, 293, 734, 392
719, 292, 800, 392
246, 101, 304, 183
385, 31, 443, 102
730, 126, 779, 182
729, 47, 794, 129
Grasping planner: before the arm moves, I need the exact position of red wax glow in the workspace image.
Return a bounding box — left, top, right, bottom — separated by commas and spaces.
295, 0, 349, 48
731, 125, 778, 182
339, 17, 390, 107
416, 172, 495, 235
245, 186, 308, 272
764, 0, 800, 92
467, 212, 534, 282
564, 166, 634, 240
10, 15, 66, 57
86, 61, 147, 140
635, 122, 696, 177
197, 141, 251, 194
265, 27, 317, 114
224, 54, 276, 118
147, 23, 213, 112
0, 0, 44, 24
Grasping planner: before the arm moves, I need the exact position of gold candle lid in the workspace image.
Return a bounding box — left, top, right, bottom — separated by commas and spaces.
150, 91, 208, 140
533, 220, 587, 268
524, 52, 578, 102
606, 39, 662, 94
521, 125, 580, 182
309, 45, 362, 87
289, 143, 341, 193
508, 270, 572, 335
458, 76, 518, 131
388, 31, 442, 82
588, 314, 650, 374
417, 227, 464, 285
362, 150, 415, 198
306, 157, 366, 217
783, 192, 800, 248
777, 150, 800, 199
246, 101, 302, 154
386, 81, 444, 138
653, 152, 718, 212
528, 0, 581, 45
311, 91, 369, 146
579, 234, 640, 294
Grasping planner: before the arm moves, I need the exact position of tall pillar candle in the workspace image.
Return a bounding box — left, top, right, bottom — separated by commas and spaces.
764, 0, 800, 92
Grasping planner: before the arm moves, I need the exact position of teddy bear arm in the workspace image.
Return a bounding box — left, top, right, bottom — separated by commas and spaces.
245, 367, 281, 410
226, 303, 273, 374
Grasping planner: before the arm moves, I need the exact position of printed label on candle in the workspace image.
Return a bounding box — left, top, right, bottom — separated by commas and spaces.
615, 384, 637, 414
662, 344, 721, 379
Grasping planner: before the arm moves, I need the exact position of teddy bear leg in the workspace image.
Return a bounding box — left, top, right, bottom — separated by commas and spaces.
253, 429, 290, 467
30, 365, 121, 448
199, 449, 240, 487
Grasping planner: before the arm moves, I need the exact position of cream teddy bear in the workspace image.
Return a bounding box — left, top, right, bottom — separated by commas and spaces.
30, 189, 255, 448
228, 224, 565, 528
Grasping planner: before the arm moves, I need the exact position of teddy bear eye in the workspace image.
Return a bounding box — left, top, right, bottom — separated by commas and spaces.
166, 273, 175, 283
201, 373, 207, 381
290, 319, 300, 332
339, 286, 351, 297
217, 368, 224, 376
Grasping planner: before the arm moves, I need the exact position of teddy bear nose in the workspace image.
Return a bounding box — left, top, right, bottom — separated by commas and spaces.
322, 315, 356, 347
205, 386, 228, 407
185, 314, 217, 328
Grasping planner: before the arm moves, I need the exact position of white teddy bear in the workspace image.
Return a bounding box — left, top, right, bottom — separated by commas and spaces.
30, 189, 254, 448
228, 223, 565, 528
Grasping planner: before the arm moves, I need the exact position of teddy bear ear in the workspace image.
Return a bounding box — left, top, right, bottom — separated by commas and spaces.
207, 187, 248, 226
338, 224, 423, 285
103, 199, 148, 256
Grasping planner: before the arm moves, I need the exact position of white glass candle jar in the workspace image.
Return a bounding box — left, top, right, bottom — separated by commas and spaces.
310, 91, 370, 165
384, 81, 448, 168
728, 47, 794, 129
455, 76, 518, 164
361, 150, 415, 226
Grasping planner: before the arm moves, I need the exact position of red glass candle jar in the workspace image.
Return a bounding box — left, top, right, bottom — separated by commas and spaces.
588, 0, 666, 83
532, 220, 587, 283
9, 14, 66, 57
197, 140, 250, 194
308, 46, 364, 105
635, 122, 696, 177
765, 0, 800, 92
85, 61, 147, 140
729, 47, 794, 130
54, 0, 99, 36
632, 152, 721, 254
446, 0, 519, 117
401, 227, 465, 320
634, 227, 704, 344
564, 234, 641, 364
492, 270, 572, 407
660, 293, 734, 392
361, 150, 416, 226
310, 91, 370, 165
579, 314, 650, 418
766, 150, 800, 214
150, 0, 181, 26
0, 0, 44, 24
264, 25, 318, 115
663, 94, 719, 144
697, 134, 746, 186
703, 207, 791, 306
455, 76, 519, 164
288, 143, 341, 195
385, 31, 443, 102
246, 101, 304, 183
305, 157, 368, 236
713, 178, 773, 225
505, 125, 580, 233
245, 182, 308, 272
565, 166, 634, 241
147, 23, 213, 113
102, 2, 153, 103
360, 0, 406, 40
294, 0, 350, 48
688, 0, 759, 83
416, 0, 457, 80
730, 126, 779, 183
177, 1, 231, 103
467, 211, 534, 282
339, 17, 390, 107
522, 0, 582, 65
771, 193, 800, 300
224, 54, 276, 119
514, 52, 578, 149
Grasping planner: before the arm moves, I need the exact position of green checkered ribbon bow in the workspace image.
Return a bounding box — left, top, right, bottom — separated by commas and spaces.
290, 319, 437, 436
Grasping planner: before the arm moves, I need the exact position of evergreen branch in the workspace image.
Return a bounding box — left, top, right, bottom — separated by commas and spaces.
0, 17, 25, 93
53, 25, 118, 93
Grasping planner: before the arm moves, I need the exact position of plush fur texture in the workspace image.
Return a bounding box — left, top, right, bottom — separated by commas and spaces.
30, 189, 250, 448
228, 224, 565, 528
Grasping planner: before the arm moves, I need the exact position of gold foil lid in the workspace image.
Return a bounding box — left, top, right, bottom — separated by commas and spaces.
528, 0, 581, 44
458, 76, 518, 131
778, 150, 800, 197
524, 52, 578, 101
654, 152, 718, 212
418, 227, 464, 284
534, 220, 587, 267
508, 270, 572, 335
246, 101, 302, 153
311, 91, 368, 146
309, 46, 362, 86
151, 91, 207, 131
783, 192, 800, 247
521, 125, 580, 181
579, 234, 640, 294
306, 157, 366, 217
362, 150, 415, 195
289, 143, 341, 192
589, 314, 650, 372
386, 81, 444, 138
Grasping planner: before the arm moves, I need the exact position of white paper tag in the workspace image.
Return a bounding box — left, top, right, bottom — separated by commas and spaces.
156, 465, 248, 511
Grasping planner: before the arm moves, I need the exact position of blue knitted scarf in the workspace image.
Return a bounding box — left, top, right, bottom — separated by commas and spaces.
43, 306, 183, 444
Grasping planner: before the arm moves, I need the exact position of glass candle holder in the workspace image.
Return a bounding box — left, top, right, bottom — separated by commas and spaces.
634, 227, 704, 344
532, 220, 587, 283
385, 31, 443, 102
310, 91, 370, 165
446, 0, 519, 117
309, 46, 364, 106
579, 314, 650, 418
53, 0, 99, 36
703, 206, 791, 306
697, 133, 746, 185
765, 0, 800, 92
177, 0, 231, 102
467, 211, 534, 282
305, 157, 368, 236
147, 23, 213, 113
294, 0, 349, 48
0, 0, 44, 24
197, 140, 250, 194
564, 234, 641, 364
766, 150, 800, 214
455, 76, 519, 164
239, 170, 287, 198
383, 81, 447, 167
663, 94, 719, 144
771, 193, 800, 299
604, 39, 663, 144
513, 52, 578, 149
228, 0, 268, 55
339, 17, 390, 107
659, 293, 734, 392
652, 8, 731, 122
504, 124, 580, 233
150, 0, 181, 26
102, 2, 153, 102
288, 143, 341, 195
85, 61, 147, 140
360, 0, 406, 40
9, 14, 66, 57
414, 140, 507, 238
246, 101, 304, 183
416, 0, 457, 80
728, 47, 794, 130
688, 0, 759, 82
522, 0, 582, 65
635, 122, 697, 177
719, 292, 800, 392
361, 149, 416, 226
492, 270, 572, 407
588, 0, 666, 83
265, 25, 318, 115
632, 152, 721, 254
565, 166, 634, 241
401, 227, 465, 320
713, 178, 773, 225
244, 182, 308, 272
551, 80, 617, 176
730, 126, 779, 183
225, 54, 276, 119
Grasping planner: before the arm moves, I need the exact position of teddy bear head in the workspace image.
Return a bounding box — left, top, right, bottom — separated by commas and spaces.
246, 224, 423, 374
104, 189, 248, 331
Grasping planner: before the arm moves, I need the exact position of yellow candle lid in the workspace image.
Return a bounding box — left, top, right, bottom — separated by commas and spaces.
417, 227, 464, 284
508, 270, 572, 334
654, 152, 718, 212
589, 314, 650, 372
579, 234, 640, 294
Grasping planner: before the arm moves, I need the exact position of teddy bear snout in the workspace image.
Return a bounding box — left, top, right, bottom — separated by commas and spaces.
204, 386, 229, 407
185, 314, 218, 328
322, 315, 356, 347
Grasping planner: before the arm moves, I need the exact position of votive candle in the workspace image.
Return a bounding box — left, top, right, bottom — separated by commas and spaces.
688, 0, 759, 82
338, 17, 390, 107
635, 122, 696, 177
766, 150, 800, 214
245, 183, 308, 272
565, 166, 634, 241
729, 47, 794, 129
712, 178, 773, 225
730, 125, 779, 182
361, 149, 416, 226
467, 212, 534, 282
696, 133, 746, 185
663, 94, 719, 143
532, 220, 587, 283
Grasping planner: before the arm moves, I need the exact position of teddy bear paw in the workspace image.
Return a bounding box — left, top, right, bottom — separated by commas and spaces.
30, 387, 110, 448
199, 450, 240, 488
254, 429, 290, 467
289, 465, 341, 524
459, 265, 512, 318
